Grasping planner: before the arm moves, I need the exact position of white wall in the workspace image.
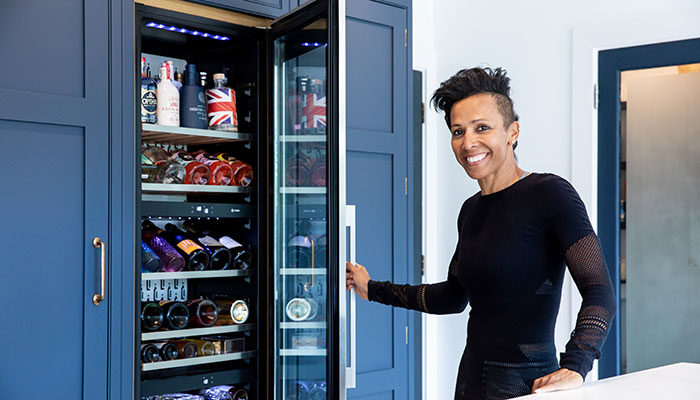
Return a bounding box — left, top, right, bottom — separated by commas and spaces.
413, 1, 700, 399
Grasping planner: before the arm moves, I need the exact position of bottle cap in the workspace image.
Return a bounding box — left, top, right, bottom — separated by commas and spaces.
213, 73, 226, 80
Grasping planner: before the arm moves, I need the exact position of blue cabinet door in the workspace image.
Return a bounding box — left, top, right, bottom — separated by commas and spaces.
0, 1, 110, 399
346, 1, 410, 398
192, 0, 290, 17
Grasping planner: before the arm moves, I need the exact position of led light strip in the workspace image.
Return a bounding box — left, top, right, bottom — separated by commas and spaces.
301, 42, 327, 47
146, 21, 230, 41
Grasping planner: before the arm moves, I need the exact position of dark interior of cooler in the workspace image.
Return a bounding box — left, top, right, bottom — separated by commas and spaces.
136, 5, 265, 399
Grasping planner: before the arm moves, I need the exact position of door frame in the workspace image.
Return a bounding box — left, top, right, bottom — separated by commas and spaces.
572, 15, 700, 379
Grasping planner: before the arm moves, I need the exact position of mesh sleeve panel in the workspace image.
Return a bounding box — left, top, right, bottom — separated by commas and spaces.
367, 245, 469, 315
559, 233, 617, 379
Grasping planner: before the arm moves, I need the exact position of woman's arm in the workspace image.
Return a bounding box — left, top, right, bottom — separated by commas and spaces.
346, 247, 469, 315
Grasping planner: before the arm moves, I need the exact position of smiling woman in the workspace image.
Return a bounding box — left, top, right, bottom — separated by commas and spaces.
346, 67, 617, 400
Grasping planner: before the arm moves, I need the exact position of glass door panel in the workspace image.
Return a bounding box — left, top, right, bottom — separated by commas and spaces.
272, 11, 330, 400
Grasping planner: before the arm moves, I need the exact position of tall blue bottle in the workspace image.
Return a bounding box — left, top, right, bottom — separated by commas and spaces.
180, 64, 208, 129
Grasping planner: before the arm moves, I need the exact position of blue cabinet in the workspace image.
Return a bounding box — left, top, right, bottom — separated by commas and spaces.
192, 0, 291, 17
0, 0, 111, 398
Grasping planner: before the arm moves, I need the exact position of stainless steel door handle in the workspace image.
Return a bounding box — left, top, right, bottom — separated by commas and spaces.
92, 237, 106, 306
345, 205, 357, 389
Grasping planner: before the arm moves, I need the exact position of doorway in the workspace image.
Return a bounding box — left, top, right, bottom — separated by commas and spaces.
598, 38, 700, 378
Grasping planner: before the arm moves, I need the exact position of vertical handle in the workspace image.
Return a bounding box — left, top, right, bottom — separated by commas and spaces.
345, 205, 357, 389
92, 237, 106, 306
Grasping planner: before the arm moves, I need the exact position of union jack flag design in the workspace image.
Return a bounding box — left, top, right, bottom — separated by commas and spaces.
206, 88, 238, 127
302, 93, 326, 130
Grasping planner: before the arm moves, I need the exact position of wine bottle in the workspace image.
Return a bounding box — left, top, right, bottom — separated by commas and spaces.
308, 382, 327, 400
181, 220, 244, 270
196, 234, 233, 270
158, 301, 190, 330
206, 73, 238, 132
140, 302, 164, 331
287, 235, 312, 268
142, 146, 185, 184
163, 223, 211, 271
140, 343, 161, 363
200, 386, 248, 400
286, 152, 312, 187
180, 64, 208, 129
310, 155, 326, 187
193, 151, 234, 186
186, 299, 219, 327
154, 341, 179, 361
184, 339, 216, 357
169, 339, 198, 359
214, 299, 250, 325
140, 56, 157, 124
141, 220, 186, 272
140, 241, 162, 272
214, 153, 253, 187
156, 62, 180, 126
170, 150, 210, 185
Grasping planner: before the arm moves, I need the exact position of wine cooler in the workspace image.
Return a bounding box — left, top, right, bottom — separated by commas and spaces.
134, 1, 352, 399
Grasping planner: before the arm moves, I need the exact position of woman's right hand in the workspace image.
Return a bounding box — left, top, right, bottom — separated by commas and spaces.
346, 262, 370, 300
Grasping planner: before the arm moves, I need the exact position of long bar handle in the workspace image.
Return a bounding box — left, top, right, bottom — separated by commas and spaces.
345, 205, 357, 389
92, 237, 106, 306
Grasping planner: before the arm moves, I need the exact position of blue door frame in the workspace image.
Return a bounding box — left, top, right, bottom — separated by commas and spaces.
597, 37, 700, 379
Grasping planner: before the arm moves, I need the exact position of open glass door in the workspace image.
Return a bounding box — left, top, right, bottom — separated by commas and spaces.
270, 0, 343, 398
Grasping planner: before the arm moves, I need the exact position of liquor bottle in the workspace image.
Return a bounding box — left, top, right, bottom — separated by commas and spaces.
158, 301, 190, 330
193, 151, 234, 186
169, 339, 198, 358
200, 386, 248, 400
308, 382, 327, 400
142, 146, 185, 184
287, 235, 312, 268
141, 343, 161, 363
163, 222, 211, 271
141, 222, 186, 272
170, 150, 210, 185
141, 241, 162, 272
286, 152, 312, 187
175, 71, 184, 90
214, 299, 250, 325
213, 153, 253, 187
181, 220, 251, 270
168, 61, 182, 90
302, 78, 326, 134
184, 339, 216, 357
310, 155, 326, 187
156, 62, 180, 126
140, 56, 157, 124
180, 64, 208, 129
140, 302, 164, 331
141, 152, 158, 183
154, 341, 179, 361
176, 221, 232, 270
206, 73, 238, 132
186, 298, 219, 327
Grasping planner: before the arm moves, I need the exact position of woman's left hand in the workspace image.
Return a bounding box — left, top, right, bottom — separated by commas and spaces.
531, 368, 583, 394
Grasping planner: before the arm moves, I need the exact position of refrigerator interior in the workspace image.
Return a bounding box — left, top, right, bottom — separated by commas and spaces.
135, 5, 266, 399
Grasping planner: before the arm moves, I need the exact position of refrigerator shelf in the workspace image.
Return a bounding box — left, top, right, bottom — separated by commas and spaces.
141, 350, 258, 371
279, 135, 327, 143
279, 349, 327, 356
141, 269, 255, 280
140, 368, 250, 397
142, 201, 254, 219
279, 268, 327, 275
279, 187, 327, 194
142, 323, 256, 341
142, 123, 254, 145
142, 183, 253, 194
280, 322, 326, 329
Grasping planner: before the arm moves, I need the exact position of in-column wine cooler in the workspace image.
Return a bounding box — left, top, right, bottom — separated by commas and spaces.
134, 1, 350, 399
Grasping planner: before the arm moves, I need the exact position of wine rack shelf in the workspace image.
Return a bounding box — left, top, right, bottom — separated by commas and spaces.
141, 350, 258, 371
141, 269, 255, 280
142, 201, 254, 219
280, 322, 326, 329
142, 183, 253, 194
279, 268, 327, 275
142, 323, 256, 341
142, 123, 254, 145
279, 349, 327, 356
280, 187, 326, 194
279, 135, 327, 143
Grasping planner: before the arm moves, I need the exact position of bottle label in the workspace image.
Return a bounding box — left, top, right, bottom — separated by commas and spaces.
206, 88, 238, 127
198, 235, 223, 247
141, 89, 157, 115
177, 239, 203, 255
219, 236, 242, 249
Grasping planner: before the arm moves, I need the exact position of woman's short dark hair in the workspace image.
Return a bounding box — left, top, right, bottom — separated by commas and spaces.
431, 67, 519, 150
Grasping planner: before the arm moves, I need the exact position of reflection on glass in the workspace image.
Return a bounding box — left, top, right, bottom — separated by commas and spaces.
273, 15, 329, 400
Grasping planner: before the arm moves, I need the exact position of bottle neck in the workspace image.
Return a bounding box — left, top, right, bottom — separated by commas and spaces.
159, 65, 171, 82
214, 78, 226, 87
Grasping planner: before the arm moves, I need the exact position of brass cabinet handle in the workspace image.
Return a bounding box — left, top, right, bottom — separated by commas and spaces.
92, 237, 106, 306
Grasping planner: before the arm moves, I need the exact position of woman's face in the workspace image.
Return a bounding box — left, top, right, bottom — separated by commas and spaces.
449, 93, 518, 181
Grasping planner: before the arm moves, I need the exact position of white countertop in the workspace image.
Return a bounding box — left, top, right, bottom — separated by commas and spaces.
513, 362, 700, 400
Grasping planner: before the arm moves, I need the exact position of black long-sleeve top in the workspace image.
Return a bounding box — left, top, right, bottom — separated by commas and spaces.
368, 173, 616, 379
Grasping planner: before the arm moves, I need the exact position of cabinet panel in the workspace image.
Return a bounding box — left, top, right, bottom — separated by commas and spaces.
192, 0, 289, 17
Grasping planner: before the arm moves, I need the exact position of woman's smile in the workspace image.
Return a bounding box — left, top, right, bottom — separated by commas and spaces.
466, 152, 489, 165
